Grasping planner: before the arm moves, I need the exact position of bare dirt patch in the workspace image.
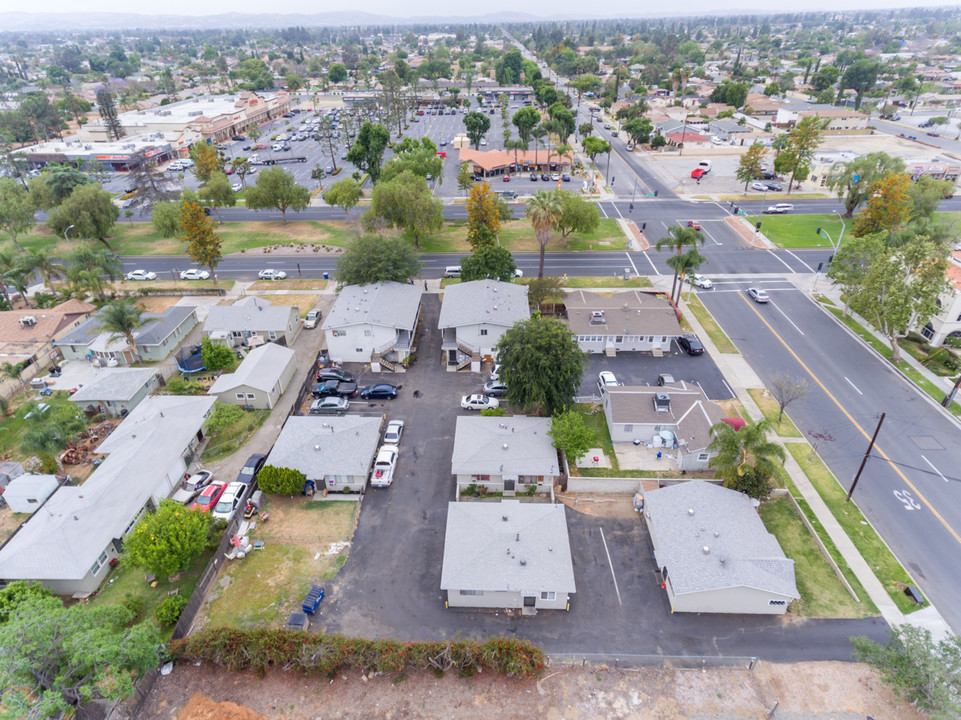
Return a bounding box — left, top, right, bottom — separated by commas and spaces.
0, 507, 27, 541
247, 293, 319, 317
247, 279, 328, 291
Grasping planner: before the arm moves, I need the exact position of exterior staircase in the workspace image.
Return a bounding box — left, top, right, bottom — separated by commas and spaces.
372, 351, 402, 372
651, 347, 664, 358
455, 340, 480, 371
605, 346, 617, 357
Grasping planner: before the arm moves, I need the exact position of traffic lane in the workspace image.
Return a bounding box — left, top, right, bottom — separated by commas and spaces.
702, 287, 961, 631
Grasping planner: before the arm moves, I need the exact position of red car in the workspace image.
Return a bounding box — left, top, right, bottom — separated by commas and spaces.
691, 168, 706, 179
189, 482, 227, 513
687, 221, 702, 231
502, 175, 511, 182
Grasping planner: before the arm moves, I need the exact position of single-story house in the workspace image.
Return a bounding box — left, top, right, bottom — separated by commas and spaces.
0, 395, 216, 595
440, 500, 575, 612
776, 107, 868, 132
68, 367, 163, 418
322, 281, 422, 371
451, 416, 559, 496
644, 480, 800, 614
565, 290, 682, 355
601, 381, 726, 471
266, 415, 382, 495
208, 342, 297, 409
2, 474, 59, 513
663, 131, 712, 149
438, 279, 529, 370
55, 306, 198, 366
0, 299, 95, 381
203, 296, 301, 349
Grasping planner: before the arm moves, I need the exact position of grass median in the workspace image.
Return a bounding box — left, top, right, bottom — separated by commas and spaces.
747, 388, 803, 437
684, 295, 737, 353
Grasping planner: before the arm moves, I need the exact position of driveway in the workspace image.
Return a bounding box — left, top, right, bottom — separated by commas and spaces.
581, 348, 735, 401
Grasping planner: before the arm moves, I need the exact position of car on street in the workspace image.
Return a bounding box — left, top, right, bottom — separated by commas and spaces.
482, 381, 508, 397
125, 269, 156, 281
236, 453, 267, 485
540, 172, 550, 181
598, 371, 619, 390
258, 269, 287, 280
383, 419, 404, 445
311, 380, 357, 398
551, 173, 560, 181
687, 273, 713, 289
750, 181, 769, 191
360, 383, 398, 400
562, 173, 571, 182
529, 172, 538, 181
189, 482, 227, 513
687, 220, 702, 231
171, 470, 215, 504
369, 445, 399, 488
763, 203, 794, 214
677, 334, 705, 356
691, 168, 706, 179
502, 175, 510, 181
443, 266, 461, 278
179, 268, 210, 280
316, 367, 354, 383
747, 287, 770, 303
309, 396, 350, 415
461, 394, 499, 411
212, 481, 248, 520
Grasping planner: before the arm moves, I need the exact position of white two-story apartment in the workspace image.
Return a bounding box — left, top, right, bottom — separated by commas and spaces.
438, 279, 529, 371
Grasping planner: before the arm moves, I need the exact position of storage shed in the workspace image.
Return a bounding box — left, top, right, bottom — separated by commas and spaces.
3, 474, 59, 513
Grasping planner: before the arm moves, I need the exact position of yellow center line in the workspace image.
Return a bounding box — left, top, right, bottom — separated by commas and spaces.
738, 293, 961, 546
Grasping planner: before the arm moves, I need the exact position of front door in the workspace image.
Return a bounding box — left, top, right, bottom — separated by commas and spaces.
504, 479, 515, 491
523, 595, 536, 608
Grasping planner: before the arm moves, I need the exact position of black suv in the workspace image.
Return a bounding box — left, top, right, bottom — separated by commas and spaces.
311, 380, 358, 398
677, 335, 705, 356
316, 368, 355, 383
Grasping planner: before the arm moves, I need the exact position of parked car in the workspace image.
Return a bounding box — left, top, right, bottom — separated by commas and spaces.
747, 287, 770, 303
750, 181, 769, 191
562, 173, 571, 182
764, 182, 783, 192
231, 182, 242, 192
383, 419, 404, 445
189, 482, 227, 513
369, 445, 399, 488
125, 269, 156, 281
502, 174, 511, 182
171, 470, 215, 504
461, 394, 499, 411
443, 266, 462, 278
212, 481, 248, 520
309, 396, 350, 415
360, 383, 398, 400
482, 381, 508, 397
687, 221, 702, 231
551, 173, 560, 181
311, 380, 357, 398
529, 172, 539, 181
304, 310, 321, 329
764, 203, 794, 214
316, 367, 355, 383
489, 363, 501, 381
656, 373, 676, 386
258, 269, 287, 280
179, 268, 210, 280
691, 168, 707, 179
687, 273, 713, 289
677, 334, 705, 356
540, 173, 550, 181
597, 371, 619, 390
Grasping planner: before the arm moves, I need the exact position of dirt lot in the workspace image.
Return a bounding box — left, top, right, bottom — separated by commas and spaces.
143, 660, 923, 720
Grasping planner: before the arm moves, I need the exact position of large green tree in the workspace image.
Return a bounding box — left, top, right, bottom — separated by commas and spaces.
180, 201, 222, 283
736, 141, 768, 192
46, 184, 119, 249
345, 121, 391, 183
548, 410, 595, 463
124, 499, 212, 578
554, 191, 600, 243
707, 420, 785, 499
199, 171, 236, 225
512, 106, 540, 147
323, 177, 363, 217
380, 136, 442, 183
245, 167, 310, 224
779, 115, 825, 195
497, 317, 587, 416
462, 111, 491, 150
368, 171, 442, 248
827, 152, 905, 218
0, 178, 35, 251
461, 245, 518, 282
826, 232, 885, 315
335, 235, 422, 286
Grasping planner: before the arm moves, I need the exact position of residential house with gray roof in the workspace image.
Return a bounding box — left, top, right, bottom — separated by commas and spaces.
451, 416, 559, 496
0, 395, 215, 595
438, 279, 529, 371
55, 306, 198, 366
643, 481, 799, 614
203, 296, 301, 349
266, 415, 383, 495
68, 367, 163, 417
322, 282, 422, 371
208, 342, 297, 409
441, 500, 575, 612
565, 290, 681, 356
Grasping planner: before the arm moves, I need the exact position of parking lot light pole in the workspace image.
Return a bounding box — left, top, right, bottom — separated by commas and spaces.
63, 224, 74, 249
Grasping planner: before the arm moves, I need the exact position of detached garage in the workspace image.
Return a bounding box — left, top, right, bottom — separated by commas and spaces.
3, 474, 59, 513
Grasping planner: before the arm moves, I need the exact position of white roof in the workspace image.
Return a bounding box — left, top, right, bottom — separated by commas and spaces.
209, 343, 295, 395
451, 416, 558, 477
203, 296, 298, 334
267, 415, 382, 479
69, 367, 157, 403
438, 279, 529, 330
322, 282, 422, 331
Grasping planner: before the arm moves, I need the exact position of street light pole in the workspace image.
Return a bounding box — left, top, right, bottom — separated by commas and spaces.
64, 224, 75, 249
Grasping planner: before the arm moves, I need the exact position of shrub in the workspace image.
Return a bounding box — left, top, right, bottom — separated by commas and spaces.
121, 592, 146, 622
206, 404, 245, 434
155, 594, 189, 627
123, 500, 211, 578
257, 465, 306, 495
201, 337, 235, 372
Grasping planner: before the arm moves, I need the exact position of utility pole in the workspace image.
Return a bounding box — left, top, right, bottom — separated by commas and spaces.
942, 375, 961, 408
846, 412, 885, 502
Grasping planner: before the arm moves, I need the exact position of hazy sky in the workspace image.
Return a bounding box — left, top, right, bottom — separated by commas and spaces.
10, 0, 961, 16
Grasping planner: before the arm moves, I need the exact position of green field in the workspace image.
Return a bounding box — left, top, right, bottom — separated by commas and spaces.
417, 218, 627, 253
760, 214, 845, 249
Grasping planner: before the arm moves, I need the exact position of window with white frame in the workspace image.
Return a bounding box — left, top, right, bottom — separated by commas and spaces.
90, 551, 109, 576
540, 591, 556, 600
246, 393, 256, 400
459, 590, 484, 596
235, 393, 246, 400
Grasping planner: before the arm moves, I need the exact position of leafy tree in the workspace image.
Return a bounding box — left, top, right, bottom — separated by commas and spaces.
96, 86, 124, 141
548, 410, 594, 463
554, 191, 600, 243
650, 135, 667, 149
466, 181, 502, 249
368, 171, 442, 248
1, 361, 26, 391
456, 162, 474, 197
526, 190, 563, 279
736, 141, 768, 192
323, 177, 363, 217
0, 581, 52, 623
345, 121, 391, 183
380, 136, 442, 183
200, 336, 235, 372
230, 157, 252, 189
826, 233, 885, 315
100, 299, 149, 365
38, 165, 90, 205
335, 235, 422, 286
189, 143, 222, 183
622, 117, 653, 145
155, 594, 189, 628
828, 152, 906, 218
0, 594, 159, 718
245, 167, 311, 224
840, 58, 880, 110
151, 200, 181, 238
23, 249, 64, 293
908, 175, 955, 221
710, 80, 749, 108
20, 402, 86, 471
328, 63, 348, 84
707, 420, 785, 498
462, 111, 491, 150
853, 173, 913, 237
258, 465, 308, 495
0, 178, 35, 251
62, 245, 122, 303
812, 65, 840, 91
780, 115, 825, 194
851, 625, 961, 720
582, 135, 610, 165
655, 225, 704, 303
200, 172, 236, 225
46, 184, 119, 249
496, 317, 587, 416
180, 201, 222, 283
524, 276, 566, 308
512, 106, 540, 147
461, 245, 518, 282
578, 121, 594, 139
124, 499, 212, 578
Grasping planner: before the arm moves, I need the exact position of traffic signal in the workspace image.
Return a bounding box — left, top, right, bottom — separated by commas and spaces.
756, 221, 762, 230
653, 190, 658, 197
641, 222, 647, 231
816, 226, 822, 235
733, 206, 739, 214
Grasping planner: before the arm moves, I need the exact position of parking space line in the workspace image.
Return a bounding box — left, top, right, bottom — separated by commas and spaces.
599, 527, 622, 606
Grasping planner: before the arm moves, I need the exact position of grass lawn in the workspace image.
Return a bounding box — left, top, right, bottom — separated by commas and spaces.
684, 295, 738, 353
417, 218, 628, 253
760, 214, 844, 249
786, 443, 920, 614
747, 388, 803, 437
247, 279, 329, 291
201, 409, 270, 464
248, 293, 320, 317
202, 500, 356, 629
758, 497, 877, 618
561, 276, 653, 288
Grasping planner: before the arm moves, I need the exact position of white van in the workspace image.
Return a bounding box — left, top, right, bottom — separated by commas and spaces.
211, 481, 248, 521
443, 266, 462, 278
697, 160, 712, 173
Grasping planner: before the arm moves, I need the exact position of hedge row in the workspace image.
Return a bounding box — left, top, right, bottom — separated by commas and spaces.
170, 628, 546, 678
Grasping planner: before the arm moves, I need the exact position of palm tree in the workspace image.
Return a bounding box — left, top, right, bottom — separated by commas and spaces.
525, 190, 562, 279
65, 245, 123, 303
99, 299, 149, 365
3, 266, 31, 308
1, 361, 26, 391
0, 249, 18, 308
655, 226, 705, 303
707, 420, 786, 496
667, 248, 708, 304
23, 249, 64, 295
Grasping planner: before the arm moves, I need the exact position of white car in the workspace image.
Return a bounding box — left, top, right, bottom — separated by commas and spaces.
211, 481, 248, 520
369, 445, 399, 488
598, 371, 619, 389
764, 203, 794, 214
747, 287, 770, 303
258, 269, 287, 280
383, 419, 404, 445
688, 273, 713, 289
513, 268, 524, 278
180, 268, 210, 280
125, 269, 157, 281
170, 470, 215, 505
461, 394, 499, 411
231, 182, 242, 192
750, 181, 769, 191
303, 310, 321, 329
489, 363, 501, 381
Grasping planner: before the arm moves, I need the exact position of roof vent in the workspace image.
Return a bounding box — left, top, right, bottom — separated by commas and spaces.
515, 533, 520, 542
702, 546, 710, 555
19, 316, 37, 327
503, 443, 508, 450
519, 559, 527, 566
502, 515, 508, 521
548, 546, 553, 552
688, 508, 694, 516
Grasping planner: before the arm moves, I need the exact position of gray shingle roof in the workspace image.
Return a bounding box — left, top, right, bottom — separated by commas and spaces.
607, 382, 726, 452
203, 296, 298, 334
55, 306, 196, 348
68, 368, 158, 403
451, 416, 559, 477
209, 343, 295, 395
440, 500, 575, 594
644, 481, 799, 599
322, 281, 421, 331
267, 415, 382, 479
438, 280, 529, 330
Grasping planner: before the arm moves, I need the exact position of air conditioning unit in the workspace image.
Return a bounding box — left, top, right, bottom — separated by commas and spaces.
19, 316, 37, 327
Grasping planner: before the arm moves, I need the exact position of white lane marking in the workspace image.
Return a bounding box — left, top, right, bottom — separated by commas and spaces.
921, 454, 949, 483
699, 225, 722, 246
766, 249, 797, 273
771, 301, 805, 335
599, 527, 622, 606
722, 379, 736, 398
612, 202, 624, 219
844, 376, 863, 395
599, 203, 609, 218
641, 251, 661, 275
625, 252, 639, 276
785, 249, 815, 272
